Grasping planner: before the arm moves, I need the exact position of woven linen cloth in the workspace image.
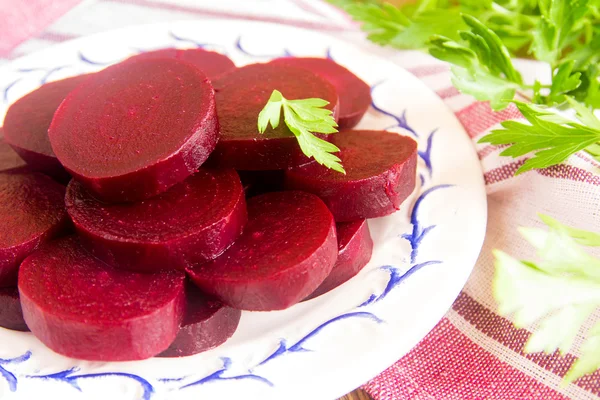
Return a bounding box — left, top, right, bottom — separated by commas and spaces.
0, 1, 598, 399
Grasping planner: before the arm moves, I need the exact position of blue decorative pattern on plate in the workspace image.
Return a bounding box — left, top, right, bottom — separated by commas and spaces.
0, 20, 486, 400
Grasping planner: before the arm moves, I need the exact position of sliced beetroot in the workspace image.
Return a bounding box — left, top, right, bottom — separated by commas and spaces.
49, 58, 219, 203
0, 135, 28, 173
237, 170, 284, 198
285, 130, 418, 221
270, 57, 371, 129
0, 287, 28, 331
160, 284, 241, 357
307, 219, 373, 299
0, 172, 68, 287
3, 75, 89, 180
18, 237, 186, 361
208, 64, 339, 170
65, 169, 247, 272
126, 48, 236, 79
187, 191, 337, 311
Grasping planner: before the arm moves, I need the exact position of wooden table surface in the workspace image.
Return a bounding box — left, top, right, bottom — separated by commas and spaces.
340, 390, 373, 400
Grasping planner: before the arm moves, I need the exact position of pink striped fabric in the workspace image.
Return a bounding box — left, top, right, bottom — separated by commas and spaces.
0, 0, 81, 56
1, 1, 599, 399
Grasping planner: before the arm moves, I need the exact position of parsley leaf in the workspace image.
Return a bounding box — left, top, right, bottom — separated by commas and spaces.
547, 61, 582, 104
479, 100, 600, 173
531, 0, 593, 65
493, 215, 600, 383
257, 90, 344, 173
331, 0, 468, 49
429, 15, 523, 110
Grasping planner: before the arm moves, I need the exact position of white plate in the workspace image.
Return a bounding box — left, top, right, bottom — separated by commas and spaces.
0, 20, 486, 400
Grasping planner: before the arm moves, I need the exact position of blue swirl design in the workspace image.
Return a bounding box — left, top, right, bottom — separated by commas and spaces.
325, 47, 334, 60
235, 36, 293, 58
418, 129, 437, 177
169, 31, 225, 52
402, 184, 454, 263
26, 368, 154, 400
371, 81, 418, 137
0, 351, 31, 392
78, 51, 115, 66
360, 184, 454, 306
2, 77, 22, 103
179, 357, 273, 390
254, 312, 383, 369
17, 66, 70, 85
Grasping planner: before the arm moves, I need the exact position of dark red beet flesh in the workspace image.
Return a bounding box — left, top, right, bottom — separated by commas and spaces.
187, 191, 337, 311
18, 237, 186, 361
3, 75, 89, 180
285, 130, 418, 221
208, 64, 339, 170
159, 283, 241, 357
307, 219, 373, 299
0, 287, 28, 331
237, 170, 284, 198
65, 169, 247, 272
49, 58, 219, 203
270, 57, 371, 129
126, 48, 236, 79
0, 172, 68, 287
0, 135, 28, 173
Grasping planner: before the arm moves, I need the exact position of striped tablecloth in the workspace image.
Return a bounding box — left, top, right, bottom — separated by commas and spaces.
1, 1, 599, 399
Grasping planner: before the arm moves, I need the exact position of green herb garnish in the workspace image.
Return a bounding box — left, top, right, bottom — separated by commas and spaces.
480, 98, 600, 174
493, 215, 600, 384
331, 0, 600, 172
257, 90, 344, 174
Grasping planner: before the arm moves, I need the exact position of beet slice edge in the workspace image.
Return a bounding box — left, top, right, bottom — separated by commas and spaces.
187, 191, 338, 311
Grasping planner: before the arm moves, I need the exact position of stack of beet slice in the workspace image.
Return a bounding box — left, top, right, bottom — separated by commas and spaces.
0, 46, 417, 361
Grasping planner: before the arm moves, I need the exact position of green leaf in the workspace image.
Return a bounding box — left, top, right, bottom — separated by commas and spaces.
493, 250, 600, 326
339, 1, 468, 49
257, 90, 344, 173
451, 66, 518, 110
428, 15, 523, 110
462, 14, 522, 84
531, 0, 592, 65
548, 61, 582, 103
518, 225, 600, 280
492, 215, 600, 383
257, 91, 283, 133
563, 96, 600, 129
564, 322, 600, 383
479, 102, 600, 173
539, 213, 600, 246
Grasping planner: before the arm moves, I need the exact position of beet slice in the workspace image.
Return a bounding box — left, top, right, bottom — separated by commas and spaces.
65, 169, 247, 272
208, 64, 339, 170
3, 75, 89, 180
0, 172, 68, 287
126, 48, 236, 79
18, 237, 186, 361
307, 219, 373, 299
285, 130, 418, 221
0, 287, 28, 331
187, 191, 337, 311
160, 284, 241, 357
0, 135, 28, 173
49, 58, 219, 203
270, 57, 371, 129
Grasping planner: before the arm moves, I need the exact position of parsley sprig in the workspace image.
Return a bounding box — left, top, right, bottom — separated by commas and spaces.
331, 0, 600, 172
257, 90, 344, 173
480, 98, 600, 174
494, 215, 600, 383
